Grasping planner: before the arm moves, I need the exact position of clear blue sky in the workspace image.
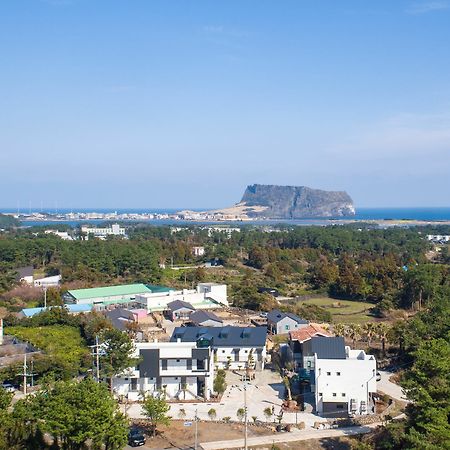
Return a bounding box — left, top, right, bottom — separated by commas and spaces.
1, 0, 449, 209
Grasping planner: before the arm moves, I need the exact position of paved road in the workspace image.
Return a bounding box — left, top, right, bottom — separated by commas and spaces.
377, 370, 408, 402
200, 423, 379, 450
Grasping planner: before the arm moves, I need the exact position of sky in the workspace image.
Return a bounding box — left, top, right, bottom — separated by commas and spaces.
1, 0, 449, 209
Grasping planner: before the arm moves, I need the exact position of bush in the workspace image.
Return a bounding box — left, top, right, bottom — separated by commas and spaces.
207, 408, 217, 420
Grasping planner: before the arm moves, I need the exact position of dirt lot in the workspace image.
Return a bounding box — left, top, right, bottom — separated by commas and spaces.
128, 420, 273, 449
252, 436, 358, 449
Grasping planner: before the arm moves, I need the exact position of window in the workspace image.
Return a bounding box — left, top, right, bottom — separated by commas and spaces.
332, 393, 337, 397
336, 372, 341, 376
319, 393, 323, 397
307, 361, 311, 368
326, 372, 331, 376
176, 359, 180, 362
285, 325, 290, 330
197, 359, 205, 370
336, 404, 344, 409
130, 378, 138, 391
342, 393, 346, 397
174, 377, 178, 380
222, 350, 226, 353
245, 350, 248, 353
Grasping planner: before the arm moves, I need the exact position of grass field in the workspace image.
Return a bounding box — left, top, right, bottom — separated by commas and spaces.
6, 325, 88, 369
296, 297, 376, 324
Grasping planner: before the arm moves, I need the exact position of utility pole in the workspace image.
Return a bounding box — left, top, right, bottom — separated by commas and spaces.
43, 286, 47, 309
18, 354, 33, 395
194, 408, 198, 450
89, 336, 101, 382
244, 382, 248, 450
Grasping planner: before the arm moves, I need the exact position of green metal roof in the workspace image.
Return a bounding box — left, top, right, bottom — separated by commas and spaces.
67, 284, 153, 300
146, 284, 172, 293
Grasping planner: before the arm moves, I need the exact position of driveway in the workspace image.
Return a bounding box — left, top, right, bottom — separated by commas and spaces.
124, 369, 326, 427
378, 370, 409, 402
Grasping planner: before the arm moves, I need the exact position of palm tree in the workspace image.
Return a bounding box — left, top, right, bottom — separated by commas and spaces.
283, 376, 292, 402
348, 324, 361, 347
363, 323, 377, 348
333, 323, 347, 337
376, 323, 390, 357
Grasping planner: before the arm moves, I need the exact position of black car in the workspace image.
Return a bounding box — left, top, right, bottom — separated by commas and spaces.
128, 428, 146, 447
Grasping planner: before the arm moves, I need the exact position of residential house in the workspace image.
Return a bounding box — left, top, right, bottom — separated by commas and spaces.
288, 323, 332, 366
167, 300, 195, 321
189, 310, 223, 327
15, 266, 34, 285
112, 340, 215, 401
267, 309, 309, 335
105, 308, 139, 331
170, 326, 267, 370
302, 336, 377, 418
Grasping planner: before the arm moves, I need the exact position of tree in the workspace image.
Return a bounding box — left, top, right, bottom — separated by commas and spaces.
14, 377, 128, 450
178, 408, 186, 420
236, 407, 245, 422
213, 369, 227, 395
401, 339, 450, 449
263, 407, 273, 423
141, 394, 171, 437
99, 328, 137, 391
208, 408, 217, 421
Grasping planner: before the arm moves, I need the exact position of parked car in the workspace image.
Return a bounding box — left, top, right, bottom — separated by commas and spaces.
1, 383, 16, 393
376, 371, 381, 381
128, 428, 146, 447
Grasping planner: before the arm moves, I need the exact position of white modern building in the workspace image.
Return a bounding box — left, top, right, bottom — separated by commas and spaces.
171, 326, 268, 371
135, 283, 228, 313
303, 337, 377, 418
112, 340, 215, 401
81, 223, 126, 239
34, 274, 62, 288
44, 230, 73, 240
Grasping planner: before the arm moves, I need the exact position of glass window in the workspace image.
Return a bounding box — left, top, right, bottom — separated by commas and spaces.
332, 393, 337, 397
336, 372, 341, 376
337, 404, 344, 409
342, 393, 346, 397
326, 372, 331, 376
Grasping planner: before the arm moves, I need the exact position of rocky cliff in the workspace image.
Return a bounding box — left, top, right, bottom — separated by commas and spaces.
240, 184, 355, 218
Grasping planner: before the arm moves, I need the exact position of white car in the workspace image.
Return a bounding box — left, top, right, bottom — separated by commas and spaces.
1, 383, 15, 393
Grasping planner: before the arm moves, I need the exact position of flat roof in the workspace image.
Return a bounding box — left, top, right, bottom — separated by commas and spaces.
21, 304, 93, 317
66, 283, 153, 300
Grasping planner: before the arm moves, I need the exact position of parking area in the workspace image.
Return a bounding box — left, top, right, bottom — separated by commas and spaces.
124, 369, 326, 428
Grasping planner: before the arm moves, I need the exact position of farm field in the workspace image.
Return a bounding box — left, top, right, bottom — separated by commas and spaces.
296, 297, 377, 324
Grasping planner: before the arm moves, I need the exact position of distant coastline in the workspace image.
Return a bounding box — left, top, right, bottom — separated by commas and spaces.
1, 207, 450, 228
